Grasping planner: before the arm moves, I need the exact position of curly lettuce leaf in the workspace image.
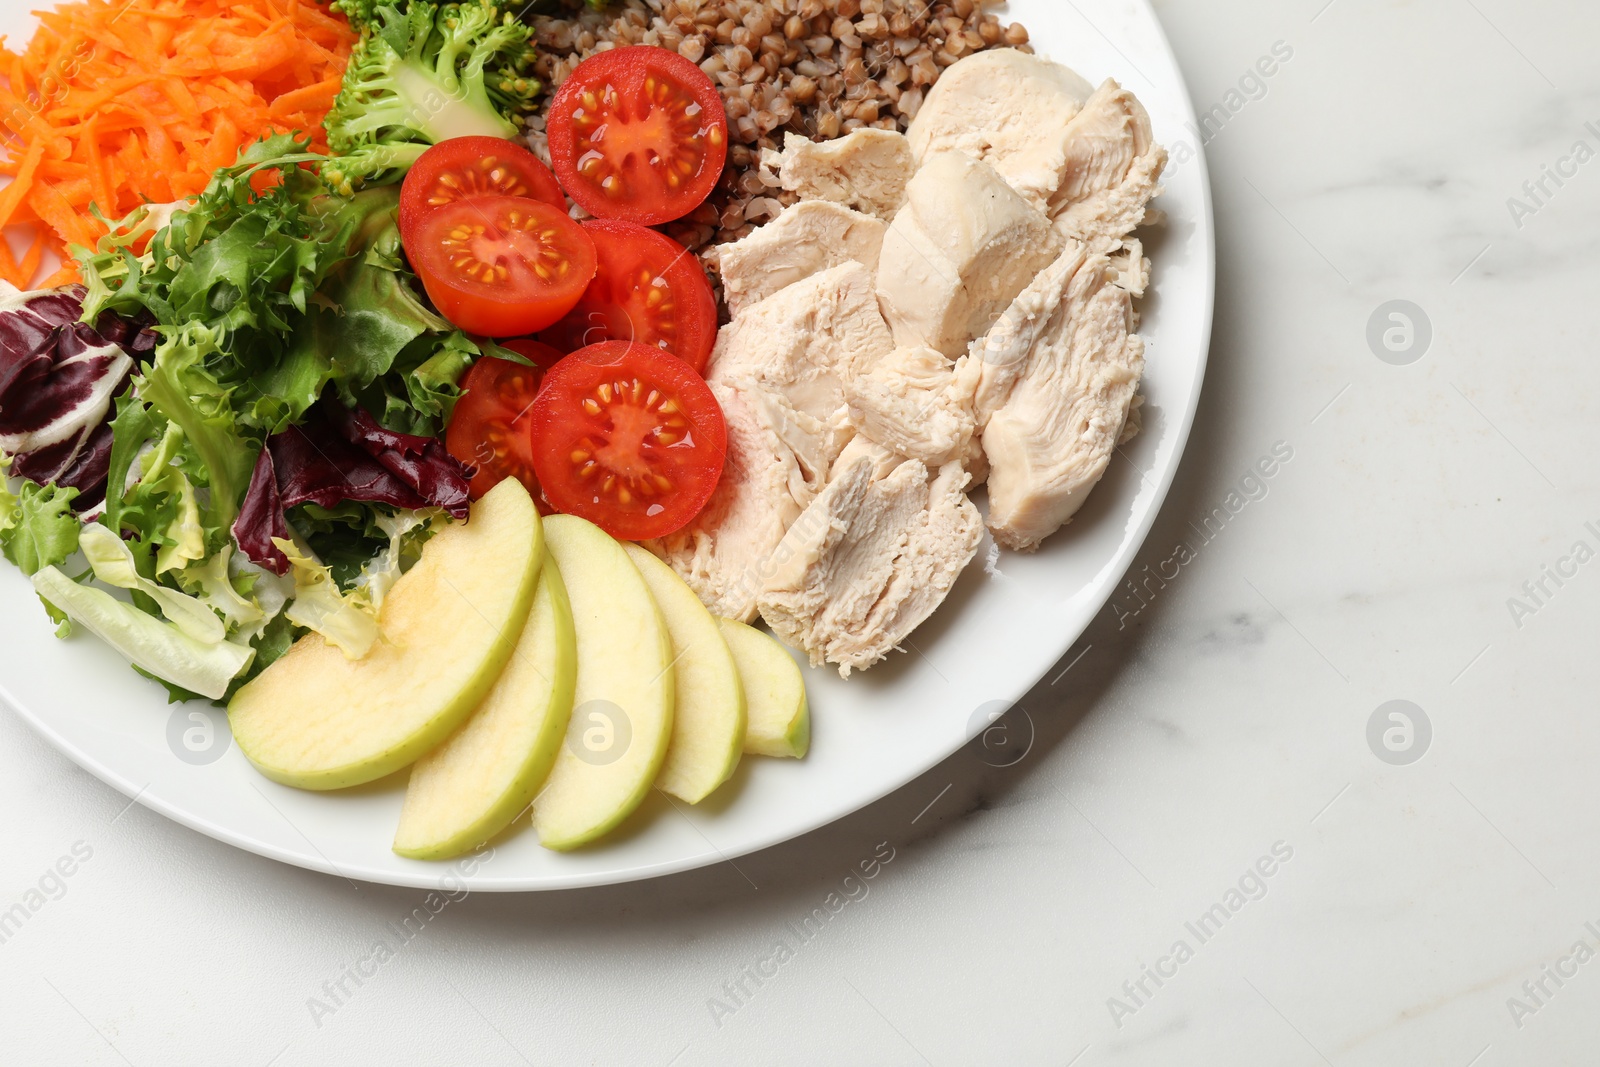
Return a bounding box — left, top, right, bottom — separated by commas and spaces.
176, 545, 265, 635
274, 536, 379, 659
260, 187, 450, 430
352, 508, 432, 613
0, 472, 82, 576
135, 325, 259, 532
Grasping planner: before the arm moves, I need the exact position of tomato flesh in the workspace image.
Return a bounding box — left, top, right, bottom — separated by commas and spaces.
399, 137, 566, 251
547, 46, 729, 226
539, 220, 717, 373
529, 341, 726, 540
410, 195, 596, 337
445, 347, 557, 501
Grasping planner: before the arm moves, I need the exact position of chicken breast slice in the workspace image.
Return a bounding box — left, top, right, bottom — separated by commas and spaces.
953, 243, 1092, 432
652, 382, 833, 622
717, 201, 886, 317
710, 259, 891, 451
877, 152, 1062, 359
842, 344, 976, 467
758, 454, 982, 677
967, 242, 1146, 552
905, 48, 1096, 209
1049, 80, 1168, 249
764, 129, 914, 219
657, 261, 896, 620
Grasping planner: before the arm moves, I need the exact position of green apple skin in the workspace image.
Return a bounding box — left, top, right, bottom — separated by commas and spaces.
718, 618, 810, 759
621, 544, 746, 804
531, 516, 675, 851
229, 479, 542, 791
393, 556, 577, 860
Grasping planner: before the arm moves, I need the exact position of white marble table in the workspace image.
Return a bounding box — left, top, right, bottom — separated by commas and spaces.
5, 0, 1599, 1063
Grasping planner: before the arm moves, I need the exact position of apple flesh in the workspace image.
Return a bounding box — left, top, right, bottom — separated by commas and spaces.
531, 516, 675, 851
719, 618, 810, 759
392, 556, 577, 860
228, 479, 542, 790
622, 544, 745, 804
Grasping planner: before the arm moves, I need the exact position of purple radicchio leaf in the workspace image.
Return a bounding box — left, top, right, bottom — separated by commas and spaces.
267, 411, 429, 513
324, 400, 471, 518
0, 322, 134, 452
12, 420, 114, 511
232, 447, 293, 574
0, 284, 87, 407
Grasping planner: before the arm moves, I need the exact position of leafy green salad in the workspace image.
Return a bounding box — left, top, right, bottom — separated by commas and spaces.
0, 0, 560, 702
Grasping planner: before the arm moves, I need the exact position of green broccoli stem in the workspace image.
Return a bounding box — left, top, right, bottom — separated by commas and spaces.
391, 57, 517, 142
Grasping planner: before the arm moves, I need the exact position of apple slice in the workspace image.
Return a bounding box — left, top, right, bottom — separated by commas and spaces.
229, 479, 542, 791
719, 618, 810, 759
392, 557, 577, 859
531, 516, 675, 850
621, 544, 746, 804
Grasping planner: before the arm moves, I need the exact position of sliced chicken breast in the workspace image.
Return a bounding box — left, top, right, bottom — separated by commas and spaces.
656, 262, 893, 620
905, 48, 1096, 209
842, 344, 976, 467
758, 452, 982, 677
966, 242, 1146, 551
653, 381, 835, 623
876, 152, 1061, 359
1049, 80, 1168, 249
710, 260, 890, 456
766, 129, 914, 219
717, 200, 887, 317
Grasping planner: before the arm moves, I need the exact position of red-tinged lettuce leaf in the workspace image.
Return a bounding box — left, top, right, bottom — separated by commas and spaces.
0, 321, 133, 454
0, 285, 85, 400
268, 414, 428, 513
89, 309, 158, 358
324, 401, 470, 518
12, 421, 115, 511
232, 447, 292, 574
2, 286, 142, 516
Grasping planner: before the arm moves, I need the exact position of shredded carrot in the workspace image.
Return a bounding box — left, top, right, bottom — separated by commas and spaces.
0, 0, 357, 287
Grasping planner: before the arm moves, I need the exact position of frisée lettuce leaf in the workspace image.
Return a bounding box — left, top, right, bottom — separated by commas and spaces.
0, 468, 82, 576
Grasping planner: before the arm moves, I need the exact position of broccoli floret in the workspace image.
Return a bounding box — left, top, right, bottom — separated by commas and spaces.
328, 0, 386, 32
321, 142, 429, 198
322, 1, 540, 189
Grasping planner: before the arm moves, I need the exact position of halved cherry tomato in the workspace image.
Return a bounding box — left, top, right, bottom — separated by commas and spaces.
410, 195, 597, 337
528, 341, 726, 540
445, 342, 563, 501
546, 46, 729, 226
399, 136, 566, 250
539, 220, 718, 373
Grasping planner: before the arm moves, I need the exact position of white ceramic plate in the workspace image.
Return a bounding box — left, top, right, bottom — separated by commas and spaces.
0, 0, 1213, 890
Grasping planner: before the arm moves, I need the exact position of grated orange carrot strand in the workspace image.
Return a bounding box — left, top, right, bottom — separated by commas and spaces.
0, 135, 46, 230
0, 0, 357, 287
